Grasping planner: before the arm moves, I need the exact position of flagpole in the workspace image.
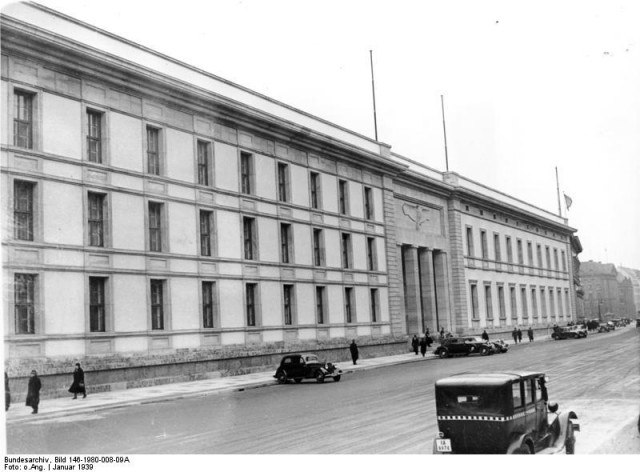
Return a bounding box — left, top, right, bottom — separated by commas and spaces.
441, 95, 449, 172
555, 166, 562, 217
369, 50, 378, 141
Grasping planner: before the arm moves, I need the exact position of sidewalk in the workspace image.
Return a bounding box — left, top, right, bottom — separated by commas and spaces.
4, 350, 438, 425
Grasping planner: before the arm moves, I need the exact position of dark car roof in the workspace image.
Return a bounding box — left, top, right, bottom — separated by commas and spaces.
435, 372, 544, 388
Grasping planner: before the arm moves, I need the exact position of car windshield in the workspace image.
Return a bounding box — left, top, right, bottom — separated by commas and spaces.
436, 386, 509, 416
304, 355, 320, 363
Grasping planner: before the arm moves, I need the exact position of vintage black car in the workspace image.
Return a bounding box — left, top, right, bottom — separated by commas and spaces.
489, 339, 509, 353
551, 326, 586, 340
433, 372, 579, 454
274, 353, 342, 384
434, 336, 493, 358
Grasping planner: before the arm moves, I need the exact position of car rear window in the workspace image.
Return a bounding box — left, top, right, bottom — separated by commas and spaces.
436, 386, 509, 416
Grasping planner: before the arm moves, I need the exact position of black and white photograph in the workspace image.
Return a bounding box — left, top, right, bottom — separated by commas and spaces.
1, 0, 638, 466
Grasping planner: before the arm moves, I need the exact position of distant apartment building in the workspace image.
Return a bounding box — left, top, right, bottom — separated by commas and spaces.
581, 261, 637, 319
1, 3, 578, 395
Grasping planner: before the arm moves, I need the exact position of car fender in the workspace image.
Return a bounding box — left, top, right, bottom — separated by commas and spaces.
541, 411, 579, 454
506, 433, 534, 454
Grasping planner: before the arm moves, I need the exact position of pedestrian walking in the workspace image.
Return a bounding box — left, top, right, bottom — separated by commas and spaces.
420, 337, 427, 357
528, 326, 534, 342
349, 340, 359, 365
5, 372, 10, 412
482, 330, 489, 342
25, 370, 41, 414
517, 328, 523, 343
68, 363, 87, 399
512, 327, 518, 344
411, 335, 419, 355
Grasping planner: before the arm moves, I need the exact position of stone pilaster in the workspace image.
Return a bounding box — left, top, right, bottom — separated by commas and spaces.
446, 197, 469, 335
381, 183, 404, 337
419, 248, 438, 333
403, 245, 422, 336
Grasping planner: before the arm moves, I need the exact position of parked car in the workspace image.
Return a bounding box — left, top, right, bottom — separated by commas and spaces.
434, 336, 493, 358
569, 325, 587, 338
489, 339, 509, 353
274, 353, 342, 384
598, 324, 611, 333
551, 326, 585, 340
432, 372, 579, 454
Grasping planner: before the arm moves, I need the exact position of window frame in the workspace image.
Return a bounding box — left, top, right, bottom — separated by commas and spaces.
363, 186, 374, 220
277, 161, 290, 203
13, 89, 35, 149
341, 232, 352, 269
283, 284, 295, 326
14, 273, 37, 335
201, 280, 218, 329
86, 108, 105, 164
148, 201, 165, 252
150, 279, 167, 330
370, 288, 379, 323
312, 228, 325, 267
199, 209, 215, 257
89, 276, 108, 332
87, 191, 107, 248
338, 179, 349, 215
344, 286, 355, 323
197, 139, 213, 187
366, 236, 377, 271
240, 151, 254, 195
13, 179, 35, 241
280, 222, 293, 264
146, 125, 163, 176
243, 216, 258, 260
245, 282, 259, 327
316, 286, 326, 324
310, 171, 321, 210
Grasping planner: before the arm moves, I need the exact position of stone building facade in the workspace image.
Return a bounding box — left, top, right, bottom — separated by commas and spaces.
1, 3, 577, 397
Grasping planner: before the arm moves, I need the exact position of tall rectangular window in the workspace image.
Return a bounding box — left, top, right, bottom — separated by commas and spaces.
246, 283, 257, 326
564, 291, 570, 319
531, 288, 538, 318
553, 248, 559, 271
341, 233, 352, 269
89, 277, 106, 332
521, 287, 529, 320
540, 288, 547, 319
283, 284, 294, 325
527, 242, 533, 266
366, 237, 377, 271
14, 90, 33, 149
481, 230, 488, 259
485, 284, 493, 319
200, 210, 213, 256
313, 228, 324, 266
316, 286, 325, 324
557, 289, 563, 318
277, 162, 289, 202
510, 286, 517, 319
14, 180, 34, 241
506, 237, 513, 264
344, 287, 354, 323
150, 280, 164, 330
310, 172, 320, 209
370, 288, 378, 322
87, 110, 103, 163
561, 250, 567, 272
517, 239, 524, 265
536, 244, 543, 268
147, 126, 160, 175
202, 281, 216, 328
470, 283, 479, 319
338, 179, 348, 215
494, 233, 501, 262
243, 217, 256, 260
197, 140, 211, 186
545, 246, 551, 270
14, 274, 35, 334
148, 202, 163, 252
498, 286, 506, 318
466, 227, 474, 257
88, 192, 105, 247
549, 287, 555, 318
364, 186, 374, 220
241, 152, 253, 194
280, 223, 292, 263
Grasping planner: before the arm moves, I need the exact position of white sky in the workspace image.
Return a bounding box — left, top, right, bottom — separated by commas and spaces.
4, 0, 639, 269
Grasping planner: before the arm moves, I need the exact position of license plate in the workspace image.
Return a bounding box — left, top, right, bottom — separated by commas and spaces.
435, 438, 452, 452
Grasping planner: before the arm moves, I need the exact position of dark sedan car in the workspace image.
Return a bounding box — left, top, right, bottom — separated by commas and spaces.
274, 353, 342, 384
434, 336, 493, 358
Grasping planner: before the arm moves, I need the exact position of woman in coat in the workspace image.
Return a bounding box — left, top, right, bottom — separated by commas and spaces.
411, 335, 419, 355
69, 363, 87, 399
25, 370, 41, 414
349, 340, 359, 365
419, 337, 427, 357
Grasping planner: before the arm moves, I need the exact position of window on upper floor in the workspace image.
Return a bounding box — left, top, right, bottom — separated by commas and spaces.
338, 179, 349, 215
88, 192, 106, 247
366, 237, 377, 271
150, 279, 166, 330
240, 152, 254, 195
14, 273, 36, 335
310, 172, 321, 209
14, 90, 34, 149
200, 210, 214, 257
148, 202, 164, 252
202, 281, 217, 329
146, 126, 161, 175
14, 180, 35, 241
197, 140, 213, 186
89, 277, 107, 332
280, 223, 292, 264
277, 162, 289, 203
243, 217, 257, 260
87, 109, 104, 163
364, 186, 374, 220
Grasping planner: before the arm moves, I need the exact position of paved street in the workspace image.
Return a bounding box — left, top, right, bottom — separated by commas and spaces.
5, 327, 639, 454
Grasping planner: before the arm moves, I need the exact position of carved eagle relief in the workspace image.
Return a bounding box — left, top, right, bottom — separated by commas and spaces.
402, 203, 430, 230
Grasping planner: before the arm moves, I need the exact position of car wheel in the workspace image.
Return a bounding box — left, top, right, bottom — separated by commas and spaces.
480, 346, 490, 356
333, 375, 341, 382
315, 371, 325, 383
294, 378, 303, 384
438, 349, 449, 359
512, 444, 533, 454
276, 371, 288, 384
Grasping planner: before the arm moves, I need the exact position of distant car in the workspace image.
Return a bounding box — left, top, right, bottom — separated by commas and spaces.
274, 353, 342, 384
489, 339, 509, 353
569, 325, 587, 338
434, 336, 493, 358
433, 372, 579, 454
551, 326, 585, 340
598, 325, 611, 333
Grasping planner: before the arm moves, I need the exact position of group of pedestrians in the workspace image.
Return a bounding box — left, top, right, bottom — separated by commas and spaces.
482, 327, 535, 344
5, 363, 87, 415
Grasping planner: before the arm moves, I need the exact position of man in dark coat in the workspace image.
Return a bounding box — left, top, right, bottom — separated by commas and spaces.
419, 337, 427, 357
528, 326, 534, 342
517, 328, 523, 343
25, 370, 41, 414
5, 372, 10, 412
481, 330, 489, 342
349, 340, 359, 365
411, 335, 419, 355
69, 363, 87, 399
512, 327, 518, 344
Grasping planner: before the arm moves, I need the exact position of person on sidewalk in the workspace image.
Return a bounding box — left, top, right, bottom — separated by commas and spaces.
5, 372, 10, 412
512, 327, 518, 344
25, 370, 41, 414
517, 328, 523, 344
69, 363, 87, 399
349, 340, 359, 365
411, 335, 419, 355
482, 330, 489, 342
419, 337, 427, 357
528, 326, 534, 342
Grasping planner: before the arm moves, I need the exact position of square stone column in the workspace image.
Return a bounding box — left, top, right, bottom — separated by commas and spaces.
419, 248, 438, 333
434, 250, 453, 332
402, 245, 422, 336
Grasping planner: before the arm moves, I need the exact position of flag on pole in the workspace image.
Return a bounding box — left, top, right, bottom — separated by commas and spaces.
564, 193, 573, 210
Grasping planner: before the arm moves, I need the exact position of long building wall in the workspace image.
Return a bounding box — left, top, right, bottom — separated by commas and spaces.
1, 3, 578, 397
